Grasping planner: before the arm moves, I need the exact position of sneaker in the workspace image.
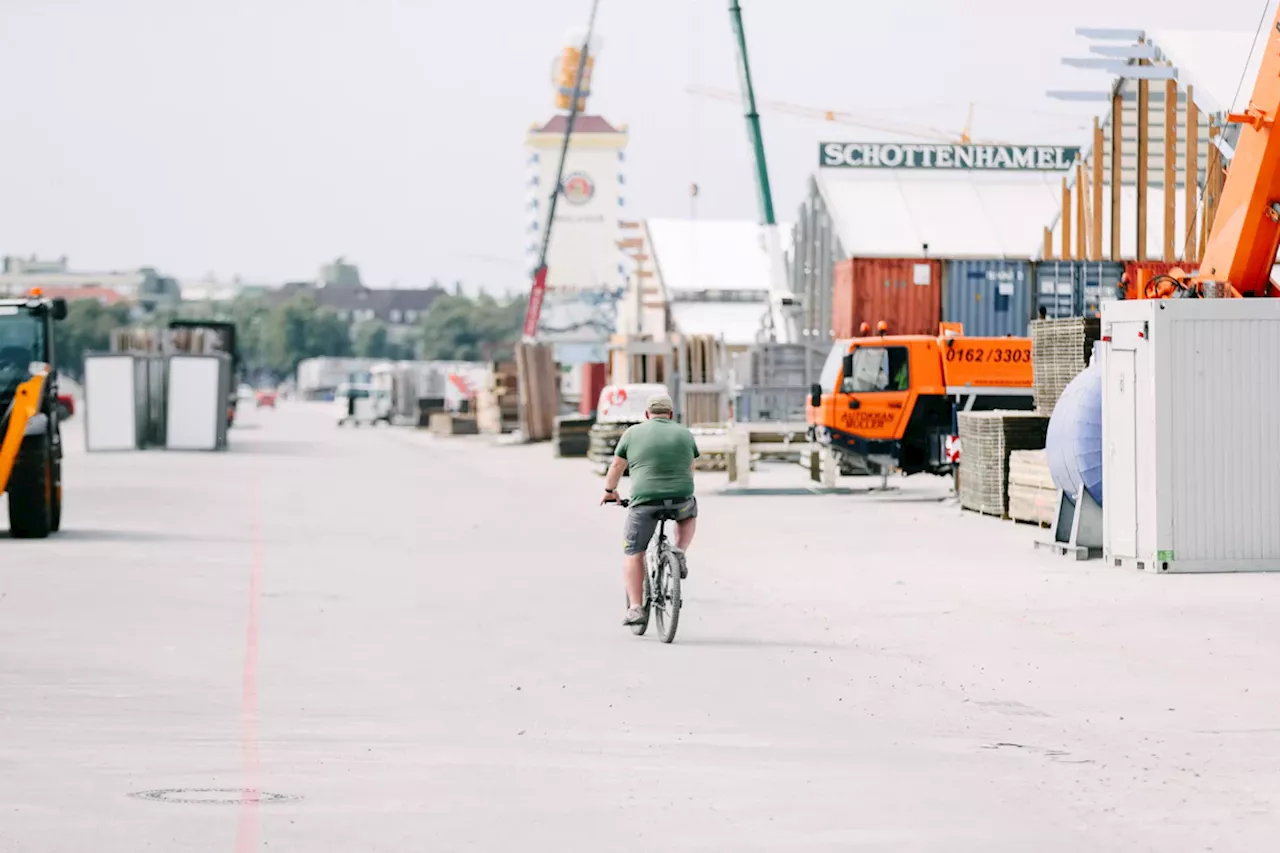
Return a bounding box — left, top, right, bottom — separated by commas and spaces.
670, 548, 688, 579
623, 605, 646, 626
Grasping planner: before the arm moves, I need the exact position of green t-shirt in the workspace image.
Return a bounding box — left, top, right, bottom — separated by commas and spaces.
614, 417, 700, 504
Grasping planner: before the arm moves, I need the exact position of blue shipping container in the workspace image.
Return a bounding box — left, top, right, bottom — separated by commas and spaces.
942, 259, 1033, 337
1034, 261, 1124, 319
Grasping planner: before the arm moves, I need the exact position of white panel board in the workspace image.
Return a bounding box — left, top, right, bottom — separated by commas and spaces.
166, 356, 221, 451
83, 355, 137, 451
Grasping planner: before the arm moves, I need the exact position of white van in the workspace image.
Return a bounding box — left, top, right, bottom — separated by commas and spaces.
334, 382, 389, 427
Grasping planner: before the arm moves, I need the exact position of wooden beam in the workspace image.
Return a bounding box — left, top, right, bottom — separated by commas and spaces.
1110, 88, 1123, 260
1061, 177, 1073, 259
1043, 227, 1053, 259
1091, 116, 1104, 260
1136, 77, 1150, 261
1185, 86, 1199, 262
1076, 160, 1087, 259
1163, 78, 1177, 261
1204, 120, 1223, 253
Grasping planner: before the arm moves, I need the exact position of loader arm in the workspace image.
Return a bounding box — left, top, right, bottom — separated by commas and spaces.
0, 373, 46, 496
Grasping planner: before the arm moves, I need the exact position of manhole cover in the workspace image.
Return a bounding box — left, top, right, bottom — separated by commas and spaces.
129, 788, 300, 805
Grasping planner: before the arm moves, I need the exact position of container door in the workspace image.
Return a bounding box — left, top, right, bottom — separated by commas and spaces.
1107, 347, 1139, 558
840, 344, 911, 442
1036, 262, 1078, 318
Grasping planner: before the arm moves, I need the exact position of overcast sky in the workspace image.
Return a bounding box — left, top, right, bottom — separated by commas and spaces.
0, 0, 1270, 293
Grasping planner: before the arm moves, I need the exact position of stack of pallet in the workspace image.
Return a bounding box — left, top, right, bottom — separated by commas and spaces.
429, 412, 479, 436
1030, 317, 1100, 414
680, 334, 726, 426
475, 363, 519, 434
1007, 449, 1057, 527
957, 412, 1051, 518
552, 415, 593, 458
515, 342, 558, 442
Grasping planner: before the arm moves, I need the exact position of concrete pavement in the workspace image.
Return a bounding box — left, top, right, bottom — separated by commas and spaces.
2, 402, 1279, 851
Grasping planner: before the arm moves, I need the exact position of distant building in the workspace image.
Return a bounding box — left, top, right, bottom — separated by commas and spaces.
0, 255, 181, 311
268, 258, 445, 340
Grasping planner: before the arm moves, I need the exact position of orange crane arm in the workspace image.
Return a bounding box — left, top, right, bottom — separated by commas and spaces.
0, 373, 45, 496
1198, 7, 1280, 297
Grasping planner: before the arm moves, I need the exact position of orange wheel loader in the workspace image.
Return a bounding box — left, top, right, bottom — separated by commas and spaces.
0, 292, 69, 538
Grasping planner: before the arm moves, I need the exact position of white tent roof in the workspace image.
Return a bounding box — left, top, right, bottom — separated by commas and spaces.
668, 302, 767, 346
644, 218, 792, 293
817, 170, 1062, 259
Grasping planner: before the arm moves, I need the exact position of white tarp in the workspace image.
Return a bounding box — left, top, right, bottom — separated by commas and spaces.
817, 170, 1062, 259
644, 219, 793, 293
1150, 25, 1270, 116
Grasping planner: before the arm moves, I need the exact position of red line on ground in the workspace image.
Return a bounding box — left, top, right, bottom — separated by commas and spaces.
234, 480, 264, 852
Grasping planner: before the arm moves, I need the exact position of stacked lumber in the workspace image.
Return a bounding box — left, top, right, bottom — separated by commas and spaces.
553, 415, 594, 458
682, 390, 725, 427
957, 412, 1050, 518
1031, 317, 1100, 414
1007, 449, 1057, 527
475, 362, 520, 434
515, 343, 558, 442
429, 413, 479, 436
682, 334, 722, 383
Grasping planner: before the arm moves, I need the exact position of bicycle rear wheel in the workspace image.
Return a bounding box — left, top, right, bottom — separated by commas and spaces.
653, 546, 681, 643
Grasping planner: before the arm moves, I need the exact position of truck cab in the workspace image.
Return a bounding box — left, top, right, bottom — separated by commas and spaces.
0, 292, 69, 537
807, 327, 1035, 477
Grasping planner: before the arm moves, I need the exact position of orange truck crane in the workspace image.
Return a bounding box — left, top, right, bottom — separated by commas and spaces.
0, 292, 69, 538
1143, 7, 1280, 300
806, 324, 1034, 478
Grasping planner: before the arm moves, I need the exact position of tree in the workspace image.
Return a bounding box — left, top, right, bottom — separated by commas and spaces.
259, 293, 352, 375
418, 292, 525, 361
354, 320, 390, 359
54, 300, 133, 379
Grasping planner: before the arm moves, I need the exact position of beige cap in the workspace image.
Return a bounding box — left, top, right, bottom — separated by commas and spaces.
645, 393, 674, 414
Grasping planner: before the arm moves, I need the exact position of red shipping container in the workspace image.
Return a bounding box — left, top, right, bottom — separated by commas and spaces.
832, 258, 942, 338
579, 362, 607, 416
1123, 260, 1199, 299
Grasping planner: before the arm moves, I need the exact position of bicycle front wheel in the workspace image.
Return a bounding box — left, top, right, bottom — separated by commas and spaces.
653, 548, 681, 643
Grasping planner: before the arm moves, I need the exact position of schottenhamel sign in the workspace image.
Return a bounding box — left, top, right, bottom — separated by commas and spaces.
819, 142, 1081, 171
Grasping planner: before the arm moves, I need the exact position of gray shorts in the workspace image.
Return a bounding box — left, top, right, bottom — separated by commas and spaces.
623, 497, 697, 555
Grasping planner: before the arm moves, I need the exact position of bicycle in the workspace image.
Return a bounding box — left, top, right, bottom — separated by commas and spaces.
614, 498, 683, 644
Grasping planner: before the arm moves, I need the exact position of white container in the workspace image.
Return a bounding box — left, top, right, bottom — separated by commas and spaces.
84, 354, 140, 451
166, 354, 230, 451
1101, 298, 1280, 572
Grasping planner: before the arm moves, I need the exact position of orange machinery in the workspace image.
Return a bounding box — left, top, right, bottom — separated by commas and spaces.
806, 324, 1034, 477
1140, 6, 1280, 300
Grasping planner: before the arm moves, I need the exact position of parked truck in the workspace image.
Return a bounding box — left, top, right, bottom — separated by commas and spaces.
0, 291, 69, 538
806, 325, 1034, 478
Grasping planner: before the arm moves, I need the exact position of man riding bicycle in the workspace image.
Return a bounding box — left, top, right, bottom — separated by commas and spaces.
601, 393, 699, 626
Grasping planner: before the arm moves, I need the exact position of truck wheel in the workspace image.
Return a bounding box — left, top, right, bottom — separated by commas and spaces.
50, 457, 63, 533
8, 437, 53, 539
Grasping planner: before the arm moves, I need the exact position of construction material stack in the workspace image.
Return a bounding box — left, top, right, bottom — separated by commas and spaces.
957, 412, 1050, 518
429, 412, 479, 436
553, 414, 593, 457
475, 362, 520, 435
515, 342, 559, 442
678, 334, 727, 426
1030, 317, 1101, 414
1006, 449, 1057, 526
